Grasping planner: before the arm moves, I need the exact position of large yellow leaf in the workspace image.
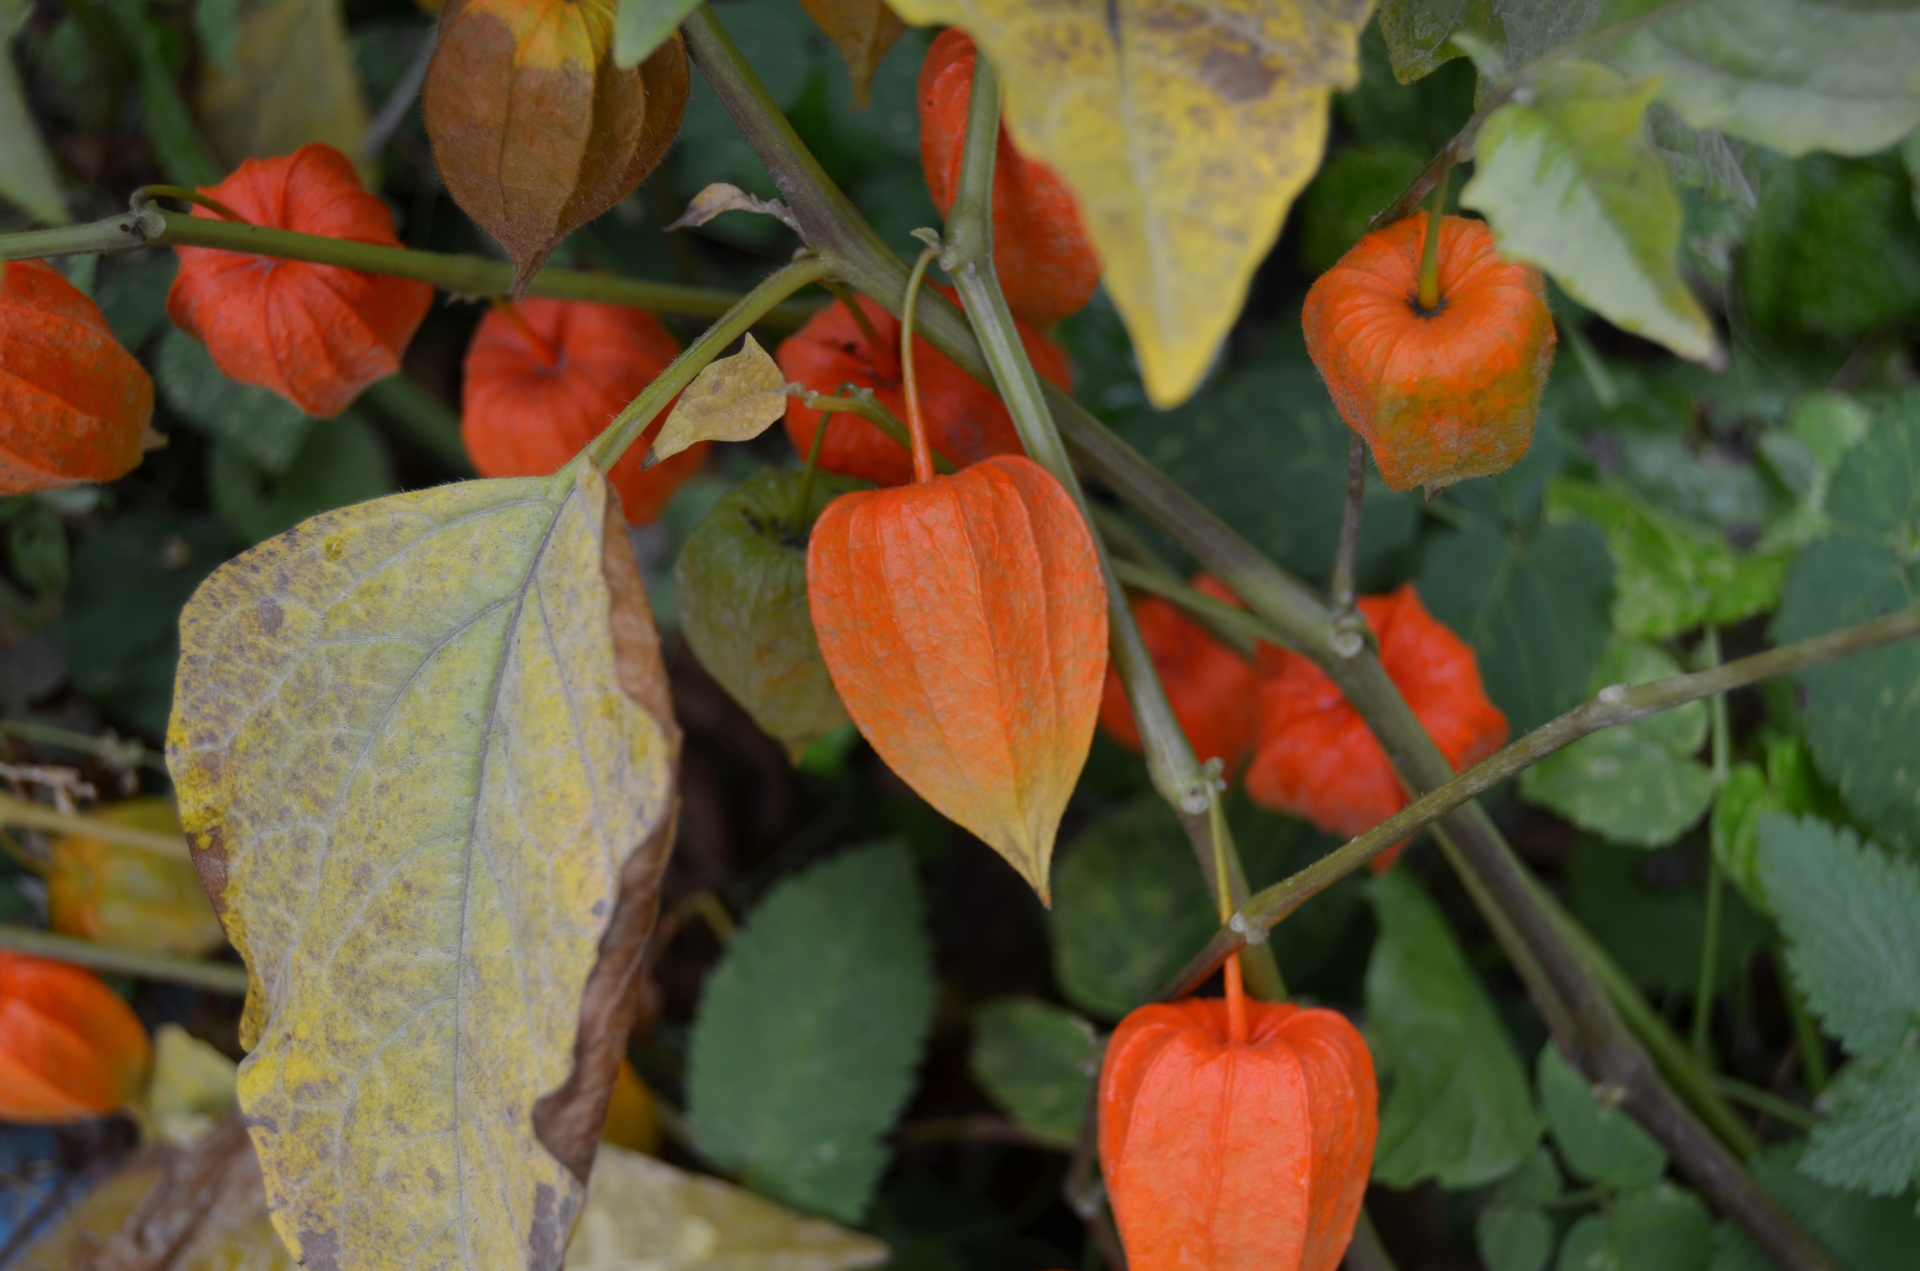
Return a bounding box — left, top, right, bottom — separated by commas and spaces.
888, 0, 1373, 407
168, 468, 680, 1269
197, 0, 373, 183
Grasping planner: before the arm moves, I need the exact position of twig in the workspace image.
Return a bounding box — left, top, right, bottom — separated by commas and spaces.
1331, 433, 1366, 615
0, 718, 168, 774
0, 790, 189, 859
0, 925, 248, 994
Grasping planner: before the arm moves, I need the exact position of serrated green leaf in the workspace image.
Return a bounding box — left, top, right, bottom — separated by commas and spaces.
614, 0, 701, 69
688, 842, 936, 1223
1538, 1045, 1666, 1189
1605, 0, 1920, 158
1557, 1185, 1711, 1271
1461, 60, 1716, 363
157, 329, 315, 474
1417, 519, 1614, 732
1480, 1204, 1556, 1271
1711, 763, 1777, 911
1757, 814, 1920, 1058
1366, 870, 1542, 1189
1799, 1051, 1920, 1200
1710, 1148, 1920, 1271
1049, 798, 1217, 1021
1521, 642, 1712, 849
967, 998, 1100, 1149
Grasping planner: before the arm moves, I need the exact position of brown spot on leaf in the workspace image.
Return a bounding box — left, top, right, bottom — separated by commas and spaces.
188, 825, 229, 918
1199, 42, 1278, 104
256, 597, 282, 636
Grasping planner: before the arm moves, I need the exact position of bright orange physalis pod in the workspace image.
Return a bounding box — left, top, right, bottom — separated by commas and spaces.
165, 144, 435, 418
776, 291, 1071, 487
1098, 574, 1257, 773
0, 953, 152, 1122
1303, 212, 1555, 491
1099, 961, 1378, 1271
806, 264, 1106, 899
1246, 585, 1507, 868
461, 297, 707, 525
918, 29, 1100, 328
1, 260, 155, 494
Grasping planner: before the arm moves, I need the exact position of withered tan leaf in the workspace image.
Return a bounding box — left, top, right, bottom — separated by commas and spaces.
646, 335, 788, 465
797, 0, 907, 109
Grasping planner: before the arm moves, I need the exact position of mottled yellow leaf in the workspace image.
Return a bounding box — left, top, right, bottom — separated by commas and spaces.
167, 467, 680, 1270
197, 0, 373, 184
887, 0, 1372, 407
648, 336, 788, 465
565, 1146, 892, 1270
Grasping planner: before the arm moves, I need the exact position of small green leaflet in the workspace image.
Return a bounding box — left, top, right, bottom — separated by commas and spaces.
688, 842, 936, 1223
1366, 870, 1541, 1189
1558, 1184, 1712, 1271
1476, 1149, 1563, 1271
1798, 1052, 1920, 1201
1538, 1045, 1665, 1190
967, 998, 1100, 1149
615, 0, 702, 67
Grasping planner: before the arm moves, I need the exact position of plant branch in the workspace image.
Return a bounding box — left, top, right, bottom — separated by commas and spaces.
0, 719, 168, 774
1331, 434, 1366, 615
1108, 558, 1262, 659
795, 388, 957, 474
0, 208, 821, 327
0, 791, 189, 859
0, 924, 249, 995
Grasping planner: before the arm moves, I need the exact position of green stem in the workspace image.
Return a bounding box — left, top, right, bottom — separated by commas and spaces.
134, 185, 246, 223
1694, 626, 1730, 1062
797, 389, 956, 473
0, 791, 189, 859
1108, 557, 1261, 658
0, 209, 821, 327
89, 0, 222, 186
0, 925, 249, 995
0, 719, 167, 774
583, 255, 832, 473
787, 404, 833, 539
1416, 158, 1450, 312
1713, 1075, 1818, 1132
900, 244, 942, 484
1778, 948, 1831, 1096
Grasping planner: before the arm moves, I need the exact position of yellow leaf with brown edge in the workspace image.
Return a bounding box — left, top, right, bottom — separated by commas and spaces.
167, 466, 681, 1269
886, 0, 1372, 408
198, 0, 374, 186
798, 0, 907, 109
424, 0, 689, 288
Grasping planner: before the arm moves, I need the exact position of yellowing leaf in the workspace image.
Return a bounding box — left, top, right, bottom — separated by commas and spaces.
798, 0, 907, 109
565, 1146, 892, 1270
146, 1023, 241, 1147
887, 0, 1371, 407
648, 336, 787, 465
168, 467, 680, 1269
197, 0, 373, 184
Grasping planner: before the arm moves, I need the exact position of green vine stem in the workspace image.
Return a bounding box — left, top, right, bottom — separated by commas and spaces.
0, 790, 189, 859
787, 399, 835, 538
0, 718, 168, 774
794, 387, 957, 474
0, 923, 250, 995
0, 206, 821, 327
1693, 626, 1730, 1062
933, 39, 1280, 1000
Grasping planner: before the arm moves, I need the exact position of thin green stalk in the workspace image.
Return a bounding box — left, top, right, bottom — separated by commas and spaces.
0, 208, 821, 327
1778, 948, 1831, 1096
796, 389, 956, 473
584, 255, 832, 472
0, 925, 249, 995
1713, 1075, 1818, 1132
1694, 626, 1730, 1062
0, 791, 189, 859
1416, 159, 1450, 312
1107, 558, 1261, 658
787, 399, 834, 538
92, 0, 222, 185
0, 719, 167, 774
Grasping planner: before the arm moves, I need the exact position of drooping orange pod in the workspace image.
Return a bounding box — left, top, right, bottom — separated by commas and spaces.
807, 454, 1108, 899
1303, 212, 1555, 491
45, 798, 226, 958
1246, 585, 1507, 868
1098, 573, 1257, 773
461, 297, 707, 525
918, 28, 1100, 328
776, 292, 1071, 487
1, 260, 155, 494
424, 0, 689, 285
165, 144, 435, 418
1099, 993, 1378, 1271
0, 953, 152, 1122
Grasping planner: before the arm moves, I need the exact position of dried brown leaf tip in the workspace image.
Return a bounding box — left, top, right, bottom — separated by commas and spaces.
423, 0, 689, 289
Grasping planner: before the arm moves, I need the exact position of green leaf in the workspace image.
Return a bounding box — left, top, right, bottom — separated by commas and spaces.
1799, 1051, 1920, 1200
1108, 364, 1421, 589
1710, 1148, 1920, 1271
1566, 838, 1771, 998
0, 0, 70, 224
96, 252, 178, 352
1298, 142, 1428, 273
1461, 60, 1717, 364
688, 842, 937, 1223
1049, 798, 1217, 1020
1710, 762, 1778, 911
1521, 642, 1713, 849
614, 0, 701, 69
193, 0, 243, 71
1742, 155, 1920, 343
1770, 396, 1920, 852
1605, 0, 1920, 158
207, 413, 395, 545
1480, 1204, 1556, 1271
157, 330, 315, 474
1375, 0, 1495, 81
967, 998, 1100, 1149
1366, 870, 1542, 1189
1557, 1185, 1712, 1271
196, 0, 372, 182
1756, 814, 1920, 1058
1538, 1045, 1666, 1189
1416, 520, 1615, 732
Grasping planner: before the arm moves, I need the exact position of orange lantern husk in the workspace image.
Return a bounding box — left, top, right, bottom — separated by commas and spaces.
0, 953, 151, 1122
1245, 584, 1507, 869
1303, 212, 1555, 491
776, 291, 1071, 487
166, 144, 435, 418
1098, 573, 1257, 773
918, 28, 1100, 328
461, 296, 707, 525
1099, 960, 1378, 1271
1, 260, 155, 494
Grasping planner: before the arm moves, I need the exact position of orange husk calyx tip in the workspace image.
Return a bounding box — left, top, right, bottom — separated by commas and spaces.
1304, 212, 1555, 492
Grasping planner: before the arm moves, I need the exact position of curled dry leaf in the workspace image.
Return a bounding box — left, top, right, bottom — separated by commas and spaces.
798, 0, 907, 110
166, 466, 680, 1267
807, 456, 1107, 900
665, 181, 801, 234
1, 259, 155, 494
424, 0, 690, 287
647, 335, 788, 466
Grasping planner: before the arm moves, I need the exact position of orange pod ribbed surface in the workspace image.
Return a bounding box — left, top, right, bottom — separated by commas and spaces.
0, 953, 152, 1122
